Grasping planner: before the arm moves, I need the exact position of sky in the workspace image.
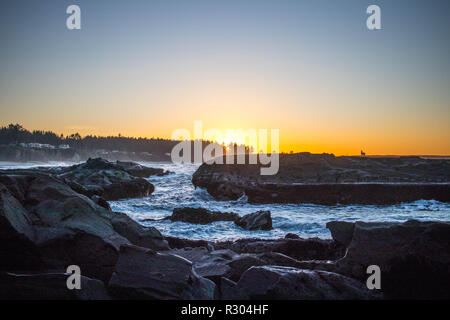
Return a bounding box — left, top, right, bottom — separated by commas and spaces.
0, 0, 449, 155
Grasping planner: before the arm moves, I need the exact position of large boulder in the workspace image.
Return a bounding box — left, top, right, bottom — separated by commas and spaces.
52, 158, 155, 200
168, 207, 239, 224
0, 272, 111, 300
0, 183, 40, 270
222, 266, 381, 300
234, 210, 272, 230
332, 220, 450, 299
0, 172, 168, 283
108, 245, 215, 299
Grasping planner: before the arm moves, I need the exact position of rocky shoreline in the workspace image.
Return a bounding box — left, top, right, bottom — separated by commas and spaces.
192, 153, 450, 205
1, 158, 449, 300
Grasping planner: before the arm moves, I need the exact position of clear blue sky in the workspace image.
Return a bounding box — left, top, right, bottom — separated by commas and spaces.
1, 0, 449, 154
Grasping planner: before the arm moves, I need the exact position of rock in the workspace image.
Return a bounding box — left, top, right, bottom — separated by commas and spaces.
170, 247, 236, 283
284, 233, 300, 239
234, 210, 272, 230
218, 277, 245, 300
0, 172, 168, 283
110, 211, 169, 251
51, 158, 155, 200
0, 272, 111, 300
223, 266, 381, 300
224, 255, 265, 281
115, 161, 171, 177
333, 220, 450, 299
0, 183, 41, 270
19, 174, 130, 282
326, 221, 355, 246
215, 237, 345, 261
192, 154, 450, 204
256, 252, 302, 268
91, 195, 111, 211
96, 179, 153, 201
168, 207, 239, 224
165, 236, 212, 250
108, 244, 215, 299
170, 248, 306, 285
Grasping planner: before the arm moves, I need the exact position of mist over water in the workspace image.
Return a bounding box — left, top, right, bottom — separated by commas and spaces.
109, 162, 450, 241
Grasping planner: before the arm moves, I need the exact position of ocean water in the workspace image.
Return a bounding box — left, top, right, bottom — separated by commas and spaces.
2, 161, 449, 241
109, 162, 450, 241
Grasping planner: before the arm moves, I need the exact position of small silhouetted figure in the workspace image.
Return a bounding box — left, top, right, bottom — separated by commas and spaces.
361, 150, 366, 157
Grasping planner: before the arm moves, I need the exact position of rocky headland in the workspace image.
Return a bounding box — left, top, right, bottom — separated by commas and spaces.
192, 153, 450, 205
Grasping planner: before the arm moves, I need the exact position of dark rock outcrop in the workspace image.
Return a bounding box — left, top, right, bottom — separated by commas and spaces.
91, 195, 111, 211
0, 171, 168, 283
326, 221, 355, 247
215, 237, 345, 261
169, 247, 304, 287
165, 236, 212, 250
170, 247, 236, 283
7, 158, 163, 201
0, 272, 111, 300
108, 244, 215, 299
165, 207, 273, 232
114, 161, 171, 177
329, 220, 450, 299
56, 158, 154, 200
192, 154, 450, 204
167, 207, 239, 224
221, 266, 382, 300
235, 210, 272, 230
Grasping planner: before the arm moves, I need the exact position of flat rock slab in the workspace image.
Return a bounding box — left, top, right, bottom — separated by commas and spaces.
108, 244, 215, 300
192, 154, 450, 204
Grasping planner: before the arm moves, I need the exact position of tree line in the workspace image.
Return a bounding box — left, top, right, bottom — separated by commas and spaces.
0, 124, 249, 155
